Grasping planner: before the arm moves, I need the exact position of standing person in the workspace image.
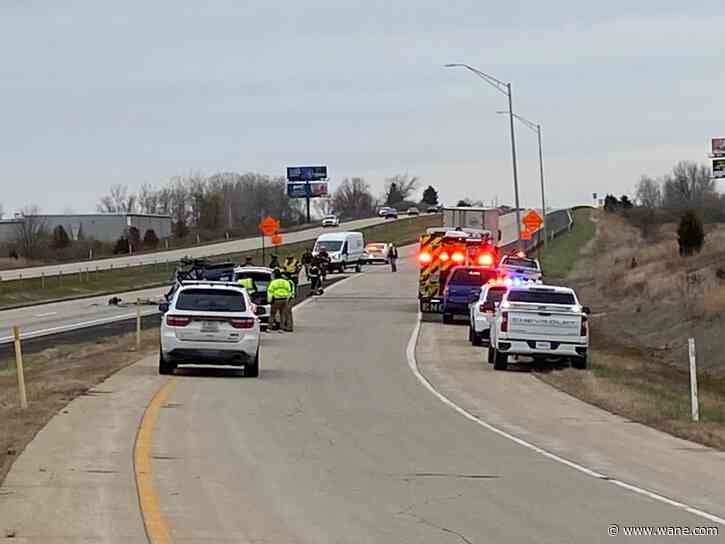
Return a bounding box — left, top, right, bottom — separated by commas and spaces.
308, 259, 323, 295
241, 256, 254, 267
283, 255, 301, 287
317, 248, 330, 280
281, 274, 295, 332
269, 254, 280, 269
267, 269, 292, 332
388, 244, 399, 272
301, 248, 313, 275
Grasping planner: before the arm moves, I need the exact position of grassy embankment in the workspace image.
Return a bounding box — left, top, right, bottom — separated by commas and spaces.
536, 208, 725, 450
0, 215, 441, 309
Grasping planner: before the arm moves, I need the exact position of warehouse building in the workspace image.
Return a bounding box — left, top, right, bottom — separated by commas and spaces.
0, 213, 172, 243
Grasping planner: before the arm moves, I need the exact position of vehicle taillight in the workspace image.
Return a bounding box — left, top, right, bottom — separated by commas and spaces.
230, 318, 256, 329
166, 315, 191, 327
478, 253, 494, 267
452, 251, 464, 263
501, 312, 509, 332
580, 315, 588, 336
439, 251, 450, 262
418, 251, 432, 264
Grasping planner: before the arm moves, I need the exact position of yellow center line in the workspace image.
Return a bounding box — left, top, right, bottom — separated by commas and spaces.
134, 377, 178, 544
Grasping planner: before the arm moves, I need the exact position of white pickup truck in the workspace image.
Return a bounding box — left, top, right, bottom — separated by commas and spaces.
498, 255, 543, 283
489, 284, 589, 371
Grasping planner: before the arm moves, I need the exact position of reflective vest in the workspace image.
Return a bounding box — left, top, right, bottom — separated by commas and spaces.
284, 258, 300, 274
267, 278, 293, 302
237, 277, 254, 292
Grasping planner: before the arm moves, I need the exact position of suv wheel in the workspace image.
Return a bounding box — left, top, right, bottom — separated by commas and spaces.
443, 313, 453, 324
571, 354, 588, 370
493, 349, 508, 371
472, 332, 483, 347
159, 352, 176, 375
246, 349, 260, 378
487, 346, 495, 364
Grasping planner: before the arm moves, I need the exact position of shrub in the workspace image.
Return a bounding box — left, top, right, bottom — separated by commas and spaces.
173, 220, 189, 239
51, 225, 71, 249
143, 229, 160, 249
113, 236, 130, 255
677, 210, 705, 256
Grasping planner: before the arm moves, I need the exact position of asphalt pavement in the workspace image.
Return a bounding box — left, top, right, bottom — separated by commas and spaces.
3, 251, 722, 542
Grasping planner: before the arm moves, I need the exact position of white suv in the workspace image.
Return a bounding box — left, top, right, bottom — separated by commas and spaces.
159, 282, 261, 377
468, 284, 508, 346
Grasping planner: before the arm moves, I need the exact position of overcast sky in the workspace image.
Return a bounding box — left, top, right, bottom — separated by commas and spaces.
1, 1, 723, 214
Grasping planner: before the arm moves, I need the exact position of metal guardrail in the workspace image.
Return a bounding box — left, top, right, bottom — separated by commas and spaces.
498, 209, 573, 254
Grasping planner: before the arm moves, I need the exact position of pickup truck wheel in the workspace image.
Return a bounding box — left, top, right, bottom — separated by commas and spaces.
493, 349, 508, 371
571, 355, 588, 370
443, 313, 453, 324
246, 349, 260, 378
487, 346, 495, 364
159, 352, 176, 375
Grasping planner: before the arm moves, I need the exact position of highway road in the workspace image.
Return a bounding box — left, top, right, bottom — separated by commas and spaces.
1, 248, 722, 542
0, 215, 405, 281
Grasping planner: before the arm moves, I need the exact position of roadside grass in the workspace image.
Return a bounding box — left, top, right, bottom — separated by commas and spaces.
535, 208, 595, 279
0, 215, 441, 309
539, 343, 725, 450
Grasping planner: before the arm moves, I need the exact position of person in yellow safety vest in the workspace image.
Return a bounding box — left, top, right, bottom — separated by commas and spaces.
283, 255, 301, 286
267, 269, 293, 332
237, 277, 254, 293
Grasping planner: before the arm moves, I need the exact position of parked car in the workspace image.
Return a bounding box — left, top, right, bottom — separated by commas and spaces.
426, 206, 440, 213
321, 214, 341, 227
442, 266, 499, 324
468, 283, 508, 346
233, 266, 274, 330
499, 254, 543, 283
159, 281, 262, 377
313, 231, 365, 273
407, 207, 420, 216
489, 284, 590, 370
363, 242, 390, 264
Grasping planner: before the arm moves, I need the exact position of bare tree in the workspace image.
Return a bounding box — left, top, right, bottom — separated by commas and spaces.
14, 205, 47, 258
332, 178, 376, 219
313, 198, 334, 217
97, 184, 137, 213
137, 183, 159, 214
662, 161, 714, 208
635, 175, 662, 208
384, 174, 419, 205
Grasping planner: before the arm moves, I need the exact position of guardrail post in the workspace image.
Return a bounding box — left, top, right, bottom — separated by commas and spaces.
136, 299, 142, 350
13, 326, 28, 409
688, 337, 700, 422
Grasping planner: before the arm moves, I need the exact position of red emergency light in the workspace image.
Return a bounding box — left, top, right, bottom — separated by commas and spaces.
439, 251, 450, 262
477, 253, 494, 267
451, 251, 465, 263
418, 251, 432, 264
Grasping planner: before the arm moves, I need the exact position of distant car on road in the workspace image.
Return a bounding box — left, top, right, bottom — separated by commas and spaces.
406, 207, 420, 216
378, 207, 398, 219
468, 283, 508, 346
233, 266, 273, 330
363, 242, 390, 264
499, 254, 543, 283
442, 266, 499, 324
426, 206, 440, 213
159, 282, 262, 377
489, 284, 589, 371
321, 214, 341, 228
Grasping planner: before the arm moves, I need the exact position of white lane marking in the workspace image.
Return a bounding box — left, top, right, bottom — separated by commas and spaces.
34, 312, 57, 317
0, 310, 158, 344
293, 273, 364, 313
405, 311, 725, 526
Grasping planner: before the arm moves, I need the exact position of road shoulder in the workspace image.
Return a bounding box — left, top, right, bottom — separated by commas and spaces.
415, 319, 725, 520
0, 355, 166, 543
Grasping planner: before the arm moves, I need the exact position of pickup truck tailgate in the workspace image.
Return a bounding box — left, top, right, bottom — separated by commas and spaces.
508, 310, 581, 338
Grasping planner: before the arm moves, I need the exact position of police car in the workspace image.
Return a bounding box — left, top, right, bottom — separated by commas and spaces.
159, 281, 262, 377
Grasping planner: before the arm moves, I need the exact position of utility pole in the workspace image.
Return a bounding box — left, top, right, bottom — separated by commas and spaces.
536, 124, 548, 246
506, 83, 522, 247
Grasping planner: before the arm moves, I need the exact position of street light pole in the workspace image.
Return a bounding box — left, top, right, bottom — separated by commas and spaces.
496, 110, 548, 246
506, 83, 522, 246
444, 64, 522, 247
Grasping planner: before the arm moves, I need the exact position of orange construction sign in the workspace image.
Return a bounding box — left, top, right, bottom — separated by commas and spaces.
271, 234, 282, 246
522, 209, 543, 232
520, 229, 532, 241
259, 216, 279, 236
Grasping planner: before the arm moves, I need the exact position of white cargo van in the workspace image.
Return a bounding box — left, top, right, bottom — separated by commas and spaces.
313, 231, 365, 273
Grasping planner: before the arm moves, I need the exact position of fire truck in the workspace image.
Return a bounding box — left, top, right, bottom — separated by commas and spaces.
417, 227, 499, 313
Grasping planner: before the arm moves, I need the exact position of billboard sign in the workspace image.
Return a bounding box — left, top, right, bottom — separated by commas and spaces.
712, 138, 725, 157
713, 158, 725, 179
286, 181, 329, 198
286, 166, 327, 182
